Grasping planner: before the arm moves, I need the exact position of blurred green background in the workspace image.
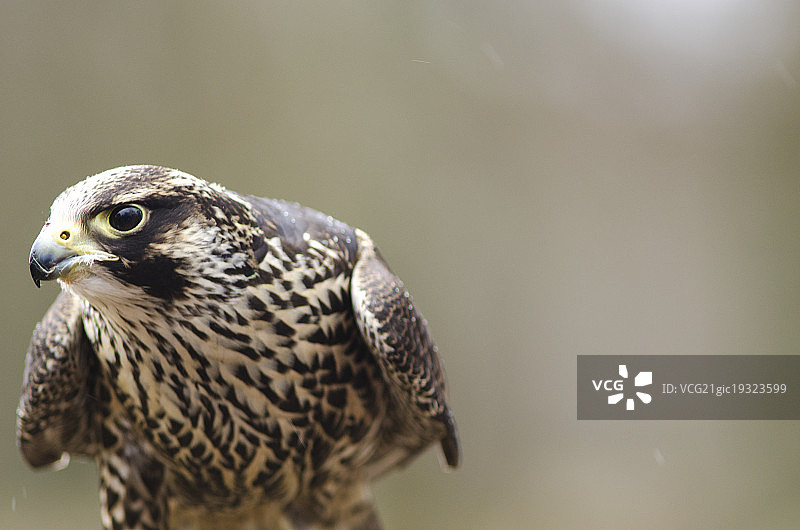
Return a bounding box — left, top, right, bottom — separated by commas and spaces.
2, 1, 800, 528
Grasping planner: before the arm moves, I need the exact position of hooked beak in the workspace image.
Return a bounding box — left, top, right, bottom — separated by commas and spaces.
29, 222, 117, 287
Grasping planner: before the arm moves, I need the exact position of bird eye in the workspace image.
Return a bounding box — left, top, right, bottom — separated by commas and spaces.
108, 204, 145, 232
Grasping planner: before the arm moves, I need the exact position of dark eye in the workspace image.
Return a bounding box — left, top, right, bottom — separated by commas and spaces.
109, 205, 145, 232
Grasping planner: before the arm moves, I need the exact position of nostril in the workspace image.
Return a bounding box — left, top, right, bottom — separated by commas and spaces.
60, 230, 70, 241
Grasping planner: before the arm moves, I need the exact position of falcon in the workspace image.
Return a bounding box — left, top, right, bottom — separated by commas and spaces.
19, 165, 459, 529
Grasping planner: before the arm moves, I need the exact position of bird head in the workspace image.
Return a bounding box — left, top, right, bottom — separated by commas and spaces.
29, 165, 261, 308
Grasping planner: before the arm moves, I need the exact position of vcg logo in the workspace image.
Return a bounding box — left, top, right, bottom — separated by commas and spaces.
592, 364, 652, 411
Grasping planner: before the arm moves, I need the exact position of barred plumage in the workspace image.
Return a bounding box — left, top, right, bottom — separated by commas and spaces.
20, 165, 459, 529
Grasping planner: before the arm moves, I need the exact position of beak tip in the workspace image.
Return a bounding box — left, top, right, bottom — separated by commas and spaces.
29, 252, 52, 288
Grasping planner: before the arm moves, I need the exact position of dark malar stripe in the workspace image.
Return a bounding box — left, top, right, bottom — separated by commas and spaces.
114, 256, 188, 301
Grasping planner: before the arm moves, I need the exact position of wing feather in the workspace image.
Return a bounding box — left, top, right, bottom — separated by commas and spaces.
18, 290, 99, 468
350, 234, 460, 468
